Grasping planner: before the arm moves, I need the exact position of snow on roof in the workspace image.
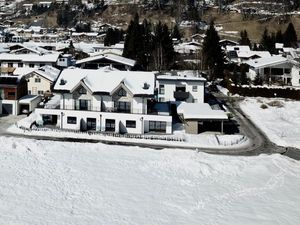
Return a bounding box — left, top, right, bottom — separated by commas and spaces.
72, 32, 98, 37
97, 65, 120, 72
33, 66, 61, 82
19, 95, 41, 104
246, 56, 289, 69
75, 53, 136, 67
0, 53, 60, 62
174, 42, 201, 54
177, 102, 228, 120
157, 74, 206, 82
275, 43, 284, 49
219, 39, 238, 44
237, 51, 271, 59
13, 67, 35, 76
226, 45, 251, 52
54, 68, 155, 96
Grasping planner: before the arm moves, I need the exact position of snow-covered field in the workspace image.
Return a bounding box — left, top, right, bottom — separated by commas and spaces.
240, 98, 300, 149
0, 136, 300, 225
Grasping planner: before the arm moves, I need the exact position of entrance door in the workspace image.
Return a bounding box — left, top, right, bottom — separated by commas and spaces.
87, 118, 96, 131
32, 87, 37, 95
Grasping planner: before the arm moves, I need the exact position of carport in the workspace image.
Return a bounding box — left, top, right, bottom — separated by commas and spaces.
177, 102, 228, 134
18, 95, 42, 114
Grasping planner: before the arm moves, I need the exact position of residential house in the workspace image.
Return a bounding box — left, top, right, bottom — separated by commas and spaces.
0, 76, 27, 114
246, 55, 294, 85
23, 66, 60, 95
75, 53, 136, 70
219, 39, 238, 49
156, 73, 205, 103
156, 72, 228, 134
34, 68, 172, 134
0, 52, 60, 70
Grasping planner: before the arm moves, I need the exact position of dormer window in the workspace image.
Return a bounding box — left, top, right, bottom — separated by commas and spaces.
118, 88, 126, 97
78, 87, 87, 94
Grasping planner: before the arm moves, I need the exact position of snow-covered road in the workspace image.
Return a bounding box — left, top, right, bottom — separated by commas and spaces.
0, 137, 299, 224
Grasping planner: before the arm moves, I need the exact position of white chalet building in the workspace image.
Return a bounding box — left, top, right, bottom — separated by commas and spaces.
35, 68, 172, 134
156, 74, 205, 103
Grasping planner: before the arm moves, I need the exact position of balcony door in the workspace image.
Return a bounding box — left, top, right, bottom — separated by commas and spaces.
114, 101, 131, 113
75, 99, 90, 110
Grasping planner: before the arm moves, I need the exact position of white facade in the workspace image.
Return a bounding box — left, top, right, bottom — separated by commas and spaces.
35, 108, 172, 134
291, 66, 300, 87
156, 75, 205, 103
26, 73, 52, 95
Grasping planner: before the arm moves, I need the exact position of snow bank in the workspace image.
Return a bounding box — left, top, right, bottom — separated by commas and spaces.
240, 98, 300, 149
8, 122, 249, 150
0, 137, 299, 225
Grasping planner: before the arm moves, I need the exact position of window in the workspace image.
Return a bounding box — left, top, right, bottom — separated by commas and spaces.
192, 85, 198, 92
8, 92, 15, 97
158, 97, 165, 102
87, 118, 96, 131
35, 77, 41, 83
29, 64, 35, 68
284, 68, 291, 74
67, 116, 77, 124
115, 101, 131, 113
159, 84, 165, 94
8, 63, 13, 67
126, 120, 136, 128
264, 68, 270, 75
78, 87, 87, 94
79, 99, 89, 110
18, 63, 23, 67
117, 88, 127, 97
40, 64, 45, 67
38, 90, 44, 95
59, 58, 65, 62
149, 121, 167, 132
105, 119, 115, 131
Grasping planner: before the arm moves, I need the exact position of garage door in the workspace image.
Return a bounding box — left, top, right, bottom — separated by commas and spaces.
2, 104, 13, 114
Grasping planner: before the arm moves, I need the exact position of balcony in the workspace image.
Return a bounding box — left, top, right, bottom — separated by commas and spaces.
174, 91, 189, 101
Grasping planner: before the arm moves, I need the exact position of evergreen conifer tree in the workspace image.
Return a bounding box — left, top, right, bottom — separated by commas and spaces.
283, 22, 298, 47
239, 30, 251, 47
171, 24, 181, 40
202, 21, 224, 80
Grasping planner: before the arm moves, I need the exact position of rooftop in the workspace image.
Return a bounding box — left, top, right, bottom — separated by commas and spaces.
177, 102, 228, 120
54, 68, 155, 96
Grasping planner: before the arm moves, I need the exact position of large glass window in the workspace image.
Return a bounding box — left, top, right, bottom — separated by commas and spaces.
87, 118, 96, 131
105, 119, 115, 132
149, 121, 166, 132
115, 101, 131, 113
79, 99, 89, 110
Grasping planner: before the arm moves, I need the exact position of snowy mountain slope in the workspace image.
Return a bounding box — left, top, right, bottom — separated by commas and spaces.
0, 137, 299, 224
